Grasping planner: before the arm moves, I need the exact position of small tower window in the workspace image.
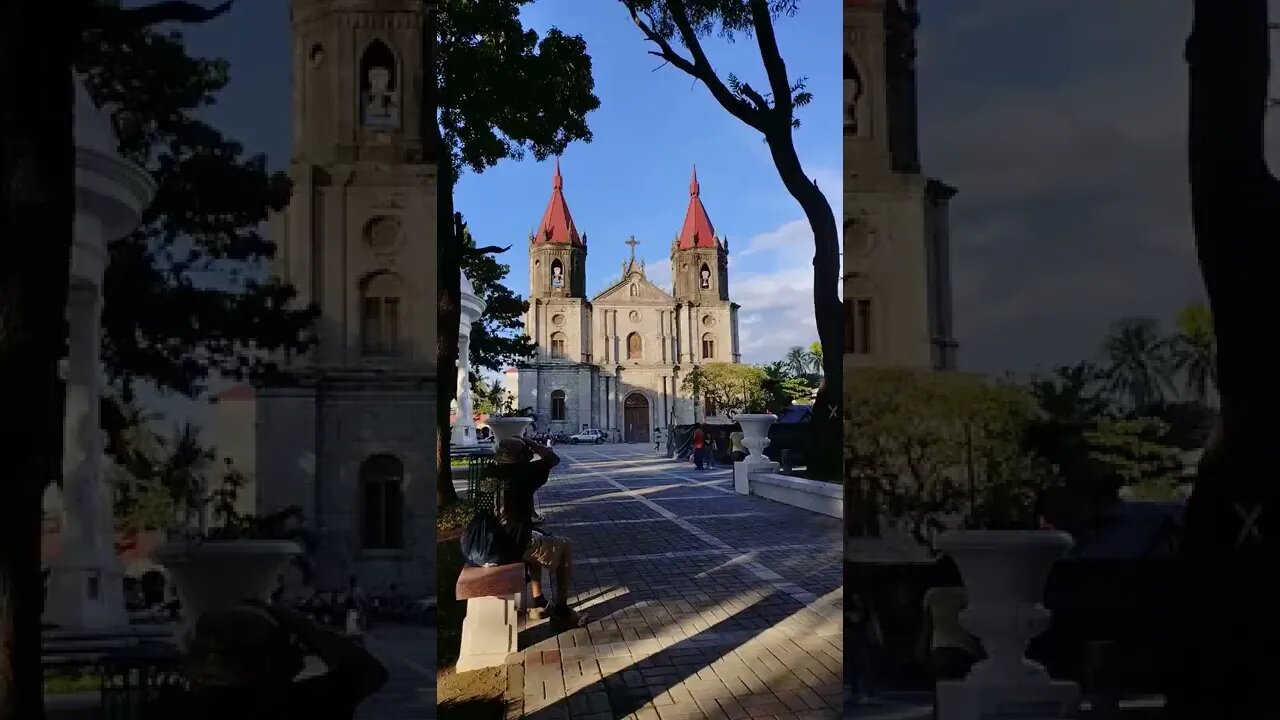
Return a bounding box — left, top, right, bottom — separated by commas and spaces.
701, 333, 715, 360
627, 332, 642, 360
359, 40, 400, 129
361, 272, 405, 357
699, 263, 711, 289
550, 332, 567, 359
550, 258, 564, 289
550, 390, 566, 421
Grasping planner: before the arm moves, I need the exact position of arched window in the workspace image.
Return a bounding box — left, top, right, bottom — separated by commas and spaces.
360, 454, 404, 549
550, 332, 567, 359
361, 272, 404, 357
550, 258, 564, 289
360, 40, 400, 129
550, 390, 566, 421
629, 284, 638, 297
699, 263, 712, 289
701, 333, 715, 360
626, 332, 642, 360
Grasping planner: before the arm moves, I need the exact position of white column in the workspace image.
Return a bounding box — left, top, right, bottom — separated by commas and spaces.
451, 330, 477, 446
45, 282, 126, 630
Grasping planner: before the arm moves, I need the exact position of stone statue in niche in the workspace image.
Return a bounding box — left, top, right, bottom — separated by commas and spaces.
700, 266, 711, 289
551, 263, 564, 288
360, 41, 400, 129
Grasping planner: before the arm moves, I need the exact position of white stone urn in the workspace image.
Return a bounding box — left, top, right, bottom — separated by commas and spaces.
153, 539, 301, 646
488, 416, 533, 444
736, 413, 777, 463
934, 530, 1072, 685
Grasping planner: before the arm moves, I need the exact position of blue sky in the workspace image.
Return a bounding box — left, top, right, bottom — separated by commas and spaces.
454, 0, 842, 366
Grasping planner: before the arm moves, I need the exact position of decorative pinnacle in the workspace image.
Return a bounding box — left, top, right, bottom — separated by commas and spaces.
553, 157, 563, 191
690, 165, 700, 197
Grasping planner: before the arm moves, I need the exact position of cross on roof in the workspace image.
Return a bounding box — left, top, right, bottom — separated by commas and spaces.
625, 235, 640, 262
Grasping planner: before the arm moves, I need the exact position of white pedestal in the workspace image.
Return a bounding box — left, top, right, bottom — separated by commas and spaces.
489, 417, 533, 444
733, 458, 780, 495
456, 594, 519, 672
937, 679, 1079, 720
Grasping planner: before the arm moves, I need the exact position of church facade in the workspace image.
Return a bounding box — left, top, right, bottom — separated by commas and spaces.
506, 164, 742, 443
844, 0, 957, 371
246, 0, 437, 595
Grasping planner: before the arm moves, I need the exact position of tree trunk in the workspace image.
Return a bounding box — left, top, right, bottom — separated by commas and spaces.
1171, 1, 1280, 716
763, 131, 843, 482
0, 8, 74, 718
425, 2, 460, 509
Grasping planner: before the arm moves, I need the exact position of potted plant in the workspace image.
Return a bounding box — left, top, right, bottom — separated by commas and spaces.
152, 457, 314, 644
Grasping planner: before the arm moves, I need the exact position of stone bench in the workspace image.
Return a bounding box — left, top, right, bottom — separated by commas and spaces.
455, 563, 525, 672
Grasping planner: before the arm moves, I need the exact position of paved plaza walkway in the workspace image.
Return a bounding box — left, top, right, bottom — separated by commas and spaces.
512, 444, 844, 720
355, 625, 436, 720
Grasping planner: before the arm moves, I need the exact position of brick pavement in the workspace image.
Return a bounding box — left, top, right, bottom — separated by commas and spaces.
515, 444, 844, 720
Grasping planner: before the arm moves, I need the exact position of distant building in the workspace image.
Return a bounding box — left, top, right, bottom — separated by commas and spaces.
506, 164, 743, 442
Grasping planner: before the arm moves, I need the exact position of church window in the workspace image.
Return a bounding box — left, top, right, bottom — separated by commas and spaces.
361, 272, 405, 357
704, 396, 716, 417
550, 332, 567, 359
551, 390, 566, 421
550, 258, 564, 289
701, 333, 715, 360
360, 454, 404, 549
699, 263, 712, 289
849, 298, 873, 354
627, 332, 642, 360
359, 40, 400, 129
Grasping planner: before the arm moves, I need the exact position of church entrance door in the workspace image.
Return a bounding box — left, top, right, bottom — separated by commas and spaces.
624, 393, 650, 444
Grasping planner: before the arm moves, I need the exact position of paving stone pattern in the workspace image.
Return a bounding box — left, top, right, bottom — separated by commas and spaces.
357, 625, 436, 720
516, 445, 844, 720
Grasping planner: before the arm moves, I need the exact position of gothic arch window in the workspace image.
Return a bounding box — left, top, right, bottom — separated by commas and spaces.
701, 333, 715, 360
361, 272, 404, 357
359, 40, 400, 129
699, 263, 712, 289
844, 52, 866, 136
360, 454, 404, 549
550, 390, 566, 421
627, 332, 642, 360
550, 332, 567, 359
550, 258, 565, 289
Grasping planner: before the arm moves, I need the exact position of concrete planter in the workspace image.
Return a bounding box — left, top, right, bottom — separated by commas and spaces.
153, 539, 300, 646
736, 413, 777, 463
751, 473, 843, 518
934, 530, 1079, 719
488, 417, 533, 444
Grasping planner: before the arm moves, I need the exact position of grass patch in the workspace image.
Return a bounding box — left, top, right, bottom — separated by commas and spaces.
44, 672, 99, 695
439, 500, 476, 532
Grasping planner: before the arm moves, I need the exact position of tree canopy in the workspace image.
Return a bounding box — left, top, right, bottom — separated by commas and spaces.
78, 5, 316, 405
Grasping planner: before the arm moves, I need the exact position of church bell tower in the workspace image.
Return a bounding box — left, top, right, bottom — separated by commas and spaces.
254, 0, 436, 597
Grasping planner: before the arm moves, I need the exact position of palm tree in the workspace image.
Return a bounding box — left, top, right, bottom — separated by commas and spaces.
783, 346, 812, 377
1169, 302, 1217, 404
808, 341, 823, 374
1100, 317, 1175, 411
1027, 362, 1111, 423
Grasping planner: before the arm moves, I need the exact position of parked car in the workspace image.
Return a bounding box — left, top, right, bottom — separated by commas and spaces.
569, 429, 606, 444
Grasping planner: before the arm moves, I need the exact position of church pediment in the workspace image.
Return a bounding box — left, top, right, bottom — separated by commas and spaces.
593, 272, 675, 306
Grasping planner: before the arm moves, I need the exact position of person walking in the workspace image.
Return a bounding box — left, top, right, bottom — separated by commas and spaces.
692, 426, 706, 470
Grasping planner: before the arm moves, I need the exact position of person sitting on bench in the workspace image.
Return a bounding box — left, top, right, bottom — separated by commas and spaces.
490, 437, 589, 626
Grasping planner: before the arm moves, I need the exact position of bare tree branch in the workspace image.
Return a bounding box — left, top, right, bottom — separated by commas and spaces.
624, 0, 766, 130
747, 0, 793, 120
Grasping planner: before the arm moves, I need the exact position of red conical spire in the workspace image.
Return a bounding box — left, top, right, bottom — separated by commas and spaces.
677, 165, 717, 250
534, 158, 582, 246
